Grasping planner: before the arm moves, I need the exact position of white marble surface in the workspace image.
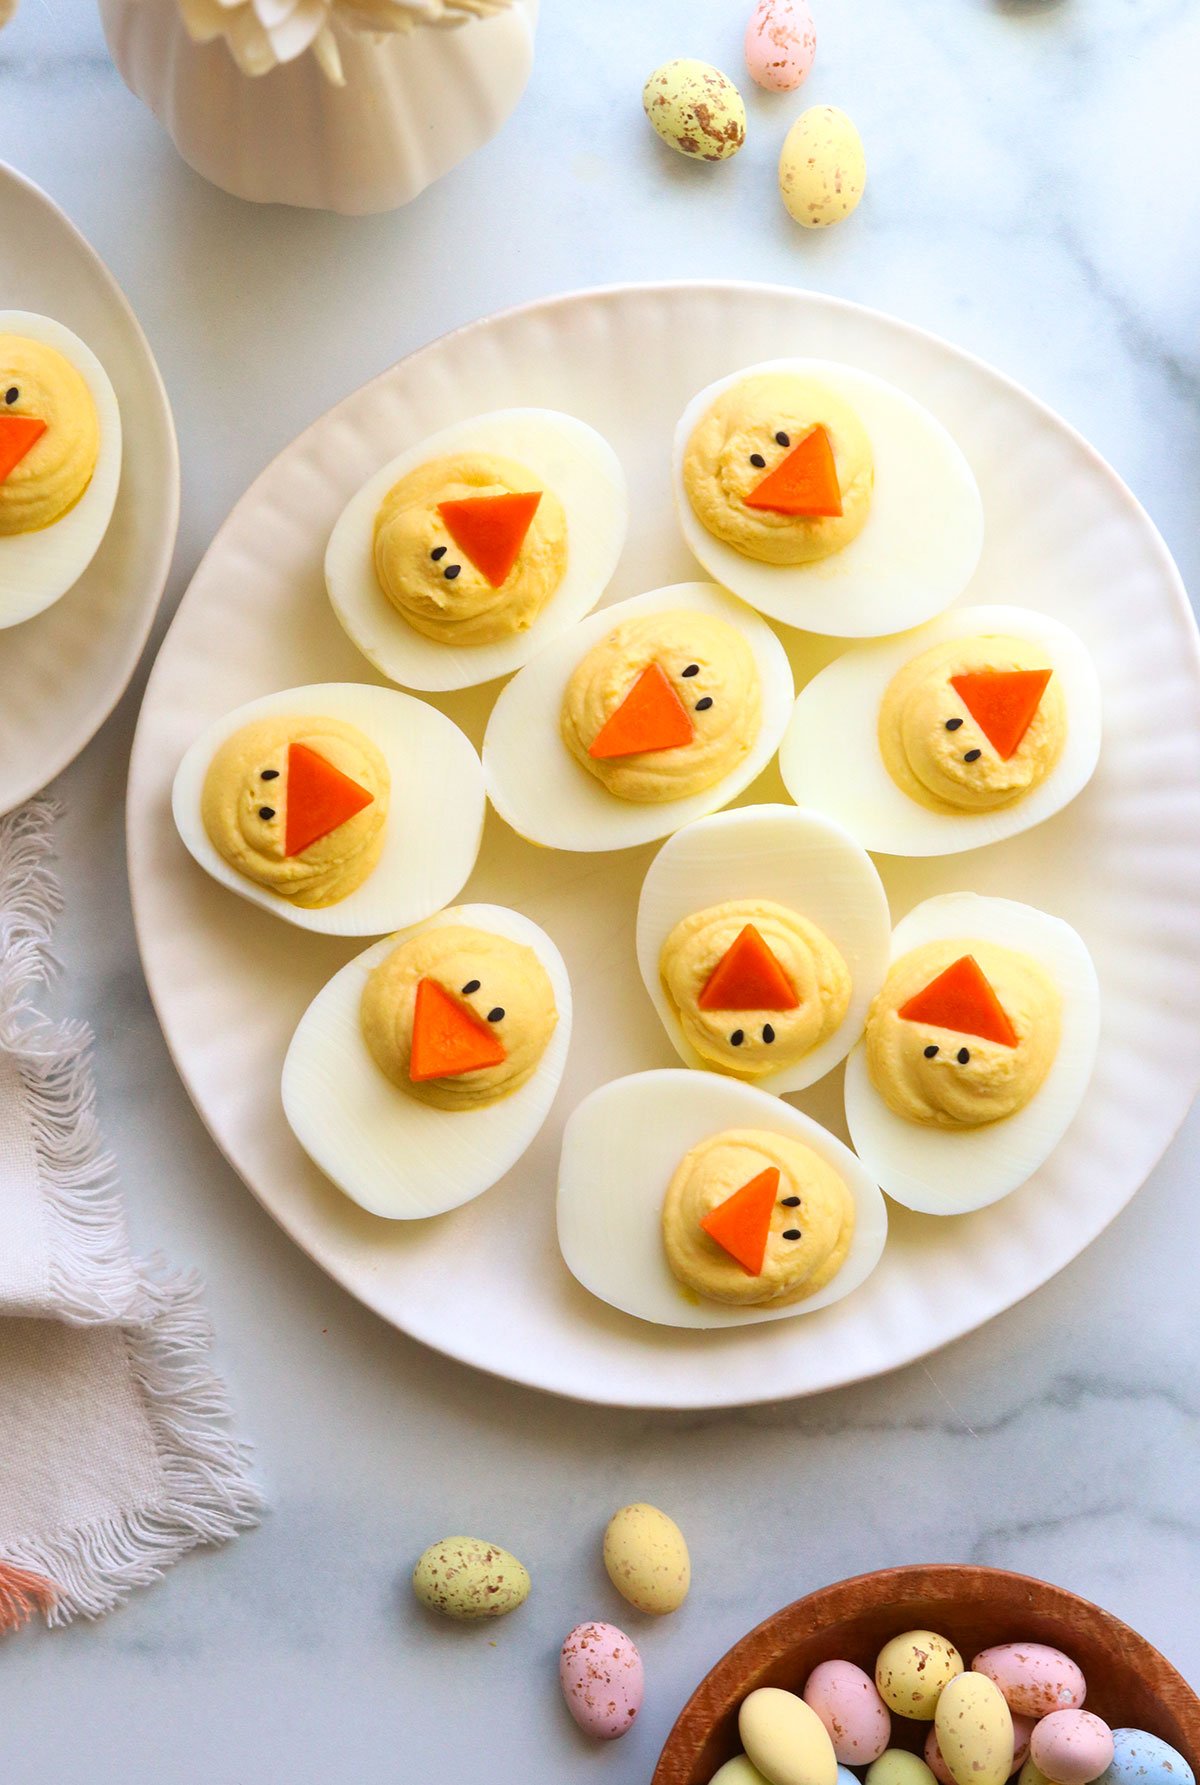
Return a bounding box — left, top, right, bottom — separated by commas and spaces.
2, 0, 1199, 1777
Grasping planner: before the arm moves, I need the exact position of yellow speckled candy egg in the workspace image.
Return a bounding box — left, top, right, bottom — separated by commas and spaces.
603, 1502, 691, 1615
644, 59, 747, 162
740, 1688, 839, 1785
876, 1629, 964, 1719
411, 1534, 530, 1621
779, 105, 866, 228
935, 1672, 1015, 1785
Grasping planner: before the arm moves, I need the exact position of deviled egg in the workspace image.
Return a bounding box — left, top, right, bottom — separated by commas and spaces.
780, 605, 1102, 855
843, 892, 1100, 1214
636, 805, 890, 1092
483, 583, 794, 851
325, 408, 627, 692
0, 311, 122, 629
283, 903, 571, 1218
172, 682, 485, 935
557, 1068, 887, 1328
673, 358, 982, 637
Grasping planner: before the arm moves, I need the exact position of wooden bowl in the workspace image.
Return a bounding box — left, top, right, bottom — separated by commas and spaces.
654, 1564, 1200, 1785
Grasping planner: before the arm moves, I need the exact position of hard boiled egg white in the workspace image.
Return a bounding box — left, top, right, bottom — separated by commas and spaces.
636, 804, 891, 1093
325, 408, 627, 692
282, 903, 571, 1218
0, 310, 122, 629
780, 605, 1102, 856
557, 1068, 888, 1328
172, 681, 485, 936
483, 582, 794, 852
844, 893, 1100, 1215
673, 358, 982, 638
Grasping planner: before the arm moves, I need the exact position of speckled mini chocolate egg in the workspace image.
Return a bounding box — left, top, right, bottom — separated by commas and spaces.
1099, 1730, 1196, 1785
560, 1621, 644, 1740
935, 1672, 1015, 1785
778, 104, 866, 228
928, 1715, 1036, 1782
744, 0, 817, 92
602, 1502, 691, 1615
973, 1644, 1088, 1718
643, 59, 747, 162
875, 1629, 964, 1720
411, 1534, 530, 1621
1031, 1711, 1115, 1785
804, 1659, 892, 1764
867, 1751, 940, 1785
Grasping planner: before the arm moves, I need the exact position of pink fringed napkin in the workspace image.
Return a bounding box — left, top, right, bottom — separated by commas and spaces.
0, 800, 261, 1628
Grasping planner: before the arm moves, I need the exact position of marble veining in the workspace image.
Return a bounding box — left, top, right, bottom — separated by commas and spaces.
1, 0, 1198, 1778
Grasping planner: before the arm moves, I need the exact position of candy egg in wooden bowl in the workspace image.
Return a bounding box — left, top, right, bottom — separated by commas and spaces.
653, 1564, 1200, 1785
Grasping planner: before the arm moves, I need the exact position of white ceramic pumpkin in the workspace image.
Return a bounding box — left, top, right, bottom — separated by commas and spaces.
97, 0, 538, 215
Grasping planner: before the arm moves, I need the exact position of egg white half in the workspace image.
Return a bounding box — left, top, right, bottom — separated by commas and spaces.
172, 681, 485, 936
283, 903, 572, 1219
557, 1068, 888, 1328
779, 604, 1102, 856
843, 892, 1100, 1215
0, 310, 122, 630
482, 582, 795, 853
672, 358, 983, 638
325, 408, 627, 692
636, 804, 891, 1093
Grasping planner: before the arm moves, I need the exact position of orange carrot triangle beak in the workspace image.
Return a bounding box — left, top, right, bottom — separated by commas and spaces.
743, 425, 843, 517
437, 490, 542, 588
898, 953, 1018, 1047
587, 662, 695, 760
699, 1166, 781, 1276
408, 978, 507, 1082
284, 741, 374, 858
949, 667, 1053, 761
0, 414, 47, 484
698, 924, 800, 1012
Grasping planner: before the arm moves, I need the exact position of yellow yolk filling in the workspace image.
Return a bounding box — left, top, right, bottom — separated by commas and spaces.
373, 452, 567, 646
0, 334, 100, 537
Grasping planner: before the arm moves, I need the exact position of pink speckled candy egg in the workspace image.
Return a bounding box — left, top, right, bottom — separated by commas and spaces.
744, 0, 817, 92
974, 1646, 1088, 1719
1031, 1712, 1115, 1785
559, 1621, 644, 1740
804, 1660, 892, 1765
927, 1717, 1036, 1784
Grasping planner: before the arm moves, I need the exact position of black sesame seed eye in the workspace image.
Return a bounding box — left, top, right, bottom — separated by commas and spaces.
487, 1007, 505, 1023
694, 696, 713, 712
762, 1023, 775, 1044
945, 717, 963, 732
957, 1047, 971, 1064
963, 748, 982, 762
775, 431, 790, 448
461, 979, 481, 995
924, 1044, 939, 1058
260, 768, 279, 781
430, 545, 447, 562
730, 1029, 745, 1047
444, 564, 461, 580
781, 1195, 801, 1207
681, 664, 699, 678
258, 806, 275, 821
749, 453, 766, 469
4, 387, 17, 405
781, 1228, 802, 1241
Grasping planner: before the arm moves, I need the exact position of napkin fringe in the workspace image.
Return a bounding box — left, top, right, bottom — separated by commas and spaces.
0, 798, 136, 1324
2, 1273, 263, 1625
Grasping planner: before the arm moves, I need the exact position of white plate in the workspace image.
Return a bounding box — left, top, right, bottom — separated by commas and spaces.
0, 163, 178, 815
128, 283, 1200, 1410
